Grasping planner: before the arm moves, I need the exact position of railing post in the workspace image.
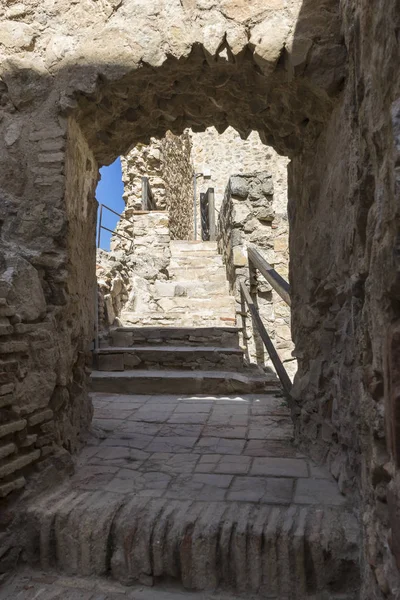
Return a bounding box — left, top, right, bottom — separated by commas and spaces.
208, 188, 216, 241
97, 204, 103, 248
200, 193, 206, 240
94, 282, 99, 351
193, 174, 198, 240
141, 177, 148, 210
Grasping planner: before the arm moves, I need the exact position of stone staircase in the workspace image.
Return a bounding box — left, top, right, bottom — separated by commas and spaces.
92, 240, 278, 395
92, 325, 279, 395
121, 241, 237, 327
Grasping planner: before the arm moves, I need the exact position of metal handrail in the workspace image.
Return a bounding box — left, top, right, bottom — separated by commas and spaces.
240, 279, 293, 397
141, 177, 156, 210
97, 203, 134, 251
248, 245, 291, 306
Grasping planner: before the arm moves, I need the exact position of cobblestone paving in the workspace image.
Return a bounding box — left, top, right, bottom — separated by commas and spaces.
0, 570, 244, 600
75, 392, 345, 507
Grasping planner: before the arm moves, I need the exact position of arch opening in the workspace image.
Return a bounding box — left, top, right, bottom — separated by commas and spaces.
68, 42, 340, 166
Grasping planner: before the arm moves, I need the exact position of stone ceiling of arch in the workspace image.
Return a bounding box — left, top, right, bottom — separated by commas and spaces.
0, 0, 346, 163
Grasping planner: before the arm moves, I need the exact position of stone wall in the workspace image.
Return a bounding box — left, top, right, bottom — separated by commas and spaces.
191, 126, 289, 212
217, 172, 295, 379
120, 132, 193, 240
161, 131, 193, 240
288, 2, 400, 595
97, 212, 171, 328
0, 116, 97, 516
121, 127, 289, 241
121, 140, 165, 210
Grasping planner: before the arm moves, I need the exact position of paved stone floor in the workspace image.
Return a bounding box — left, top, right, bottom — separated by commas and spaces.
78, 392, 345, 507
9, 393, 358, 599
0, 569, 244, 600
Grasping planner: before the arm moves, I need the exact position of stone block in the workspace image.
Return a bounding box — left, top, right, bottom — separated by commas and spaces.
0, 419, 26, 438
41, 420, 55, 434
19, 434, 38, 448
293, 478, 346, 506
214, 455, 252, 474
250, 15, 291, 75
0, 325, 13, 336
0, 341, 28, 354
227, 475, 289, 503
232, 201, 251, 225
275, 324, 292, 341
110, 331, 133, 347
274, 236, 288, 252
0, 383, 14, 396
0, 394, 13, 408
255, 206, 275, 222
230, 176, 249, 197
97, 353, 125, 371
40, 445, 54, 458
192, 473, 233, 488
154, 282, 177, 297
250, 457, 308, 478
0, 20, 34, 49
0, 449, 40, 478
174, 284, 187, 297
28, 409, 53, 427
2, 257, 46, 322
0, 443, 16, 460
123, 353, 142, 368
104, 295, 116, 325
0, 371, 14, 384
36, 434, 55, 447
232, 245, 248, 267
0, 476, 26, 498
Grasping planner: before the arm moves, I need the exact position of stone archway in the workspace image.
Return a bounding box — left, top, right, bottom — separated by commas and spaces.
0, 0, 346, 456
0, 0, 399, 596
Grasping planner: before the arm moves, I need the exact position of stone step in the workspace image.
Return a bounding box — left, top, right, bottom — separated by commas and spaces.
94, 346, 245, 371
154, 279, 229, 298
168, 255, 224, 268
90, 369, 278, 395
23, 492, 360, 598
155, 296, 236, 315
1, 569, 270, 600
105, 326, 241, 348
170, 240, 218, 254
168, 267, 227, 282
120, 312, 237, 328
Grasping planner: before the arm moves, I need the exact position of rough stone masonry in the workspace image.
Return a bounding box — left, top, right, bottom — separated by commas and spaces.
0, 0, 399, 598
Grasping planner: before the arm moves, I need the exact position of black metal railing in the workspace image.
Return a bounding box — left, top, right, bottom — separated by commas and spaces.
97, 204, 134, 251
200, 187, 216, 241
248, 245, 291, 306
141, 177, 157, 210
241, 246, 292, 397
